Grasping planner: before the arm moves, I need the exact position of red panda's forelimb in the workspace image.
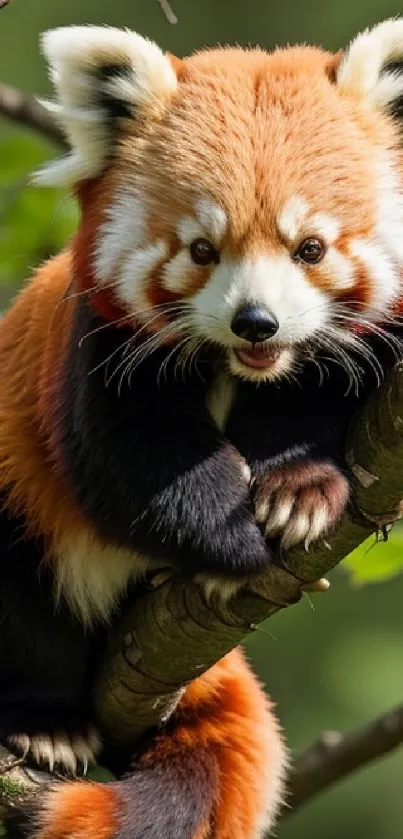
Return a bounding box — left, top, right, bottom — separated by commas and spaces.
4, 649, 287, 839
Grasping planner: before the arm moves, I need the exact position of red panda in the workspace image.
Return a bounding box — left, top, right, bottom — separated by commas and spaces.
2, 16, 403, 839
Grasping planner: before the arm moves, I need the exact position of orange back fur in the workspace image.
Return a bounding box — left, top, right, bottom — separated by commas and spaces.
0, 253, 91, 548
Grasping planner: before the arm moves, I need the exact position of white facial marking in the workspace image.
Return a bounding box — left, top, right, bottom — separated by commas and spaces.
277, 196, 309, 241
195, 197, 228, 242
162, 249, 194, 294
278, 199, 341, 250
118, 240, 168, 308
176, 216, 205, 246
191, 254, 330, 347
376, 157, 403, 267
95, 186, 171, 314
309, 214, 340, 245
341, 155, 403, 318
325, 248, 356, 290
95, 190, 146, 284
350, 238, 398, 316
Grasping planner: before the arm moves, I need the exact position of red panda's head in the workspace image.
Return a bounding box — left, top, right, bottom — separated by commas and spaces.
37, 20, 403, 383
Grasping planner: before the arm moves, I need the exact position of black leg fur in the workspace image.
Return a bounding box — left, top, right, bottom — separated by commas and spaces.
54, 299, 272, 574
0, 502, 98, 769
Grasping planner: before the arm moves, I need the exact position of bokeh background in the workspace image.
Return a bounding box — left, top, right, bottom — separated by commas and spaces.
1, 1, 403, 837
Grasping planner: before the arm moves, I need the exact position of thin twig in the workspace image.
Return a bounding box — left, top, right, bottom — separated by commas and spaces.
0, 83, 66, 148
156, 0, 178, 24
286, 705, 403, 815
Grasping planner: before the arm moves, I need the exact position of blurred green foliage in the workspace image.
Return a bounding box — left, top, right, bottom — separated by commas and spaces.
1, 1, 403, 838
345, 526, 403, 585
0, 136, 77, 298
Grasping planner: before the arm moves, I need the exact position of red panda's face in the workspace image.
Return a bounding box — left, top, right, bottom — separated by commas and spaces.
39, 22, 403, 383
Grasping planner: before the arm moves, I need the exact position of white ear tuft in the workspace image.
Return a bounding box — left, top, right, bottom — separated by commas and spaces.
337, 18, 403, 113
35, 25, 177, 187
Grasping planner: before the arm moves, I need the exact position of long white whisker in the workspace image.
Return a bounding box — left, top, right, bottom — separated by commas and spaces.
115, 326, 178, 390
79, 315, 131, 348
313, 330, 364, 395
332, 312, 403, 357
86, 309, 189, 387
176, 336, 207, 381
157, 335, 193, 386
87, 336, 134, 379
123, 316, 198, 387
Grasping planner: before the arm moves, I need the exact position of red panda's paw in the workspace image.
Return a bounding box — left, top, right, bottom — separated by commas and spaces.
6, 724, 101, 776
254, 460, 350, 549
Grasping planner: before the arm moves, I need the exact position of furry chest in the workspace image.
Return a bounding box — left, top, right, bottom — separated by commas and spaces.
206, 371, 237, 432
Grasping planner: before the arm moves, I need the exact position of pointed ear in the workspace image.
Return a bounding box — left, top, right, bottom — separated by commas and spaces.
337, 18, 403, 119
35, 25, 178, 186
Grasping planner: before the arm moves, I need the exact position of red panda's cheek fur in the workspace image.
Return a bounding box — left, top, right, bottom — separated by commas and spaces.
73, 177, 130, 324
73, 169, 209, 335
311, 229, 376, 310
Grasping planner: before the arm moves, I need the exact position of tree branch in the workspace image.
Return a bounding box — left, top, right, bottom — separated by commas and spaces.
0, 83, 67, 148
286, 705, 403, 814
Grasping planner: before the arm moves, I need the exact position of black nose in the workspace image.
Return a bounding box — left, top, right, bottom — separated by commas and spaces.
230, 304, 279, 343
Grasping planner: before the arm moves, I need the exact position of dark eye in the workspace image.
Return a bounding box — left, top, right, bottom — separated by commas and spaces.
294, 238, 326, 265
189, 238, 219, 266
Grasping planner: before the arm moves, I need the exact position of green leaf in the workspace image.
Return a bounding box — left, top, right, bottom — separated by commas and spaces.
87, 765, 117, 782
343, 523, 403, 585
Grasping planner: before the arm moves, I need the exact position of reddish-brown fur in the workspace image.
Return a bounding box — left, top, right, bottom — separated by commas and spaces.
32, 651, 283, 839
36, 782, 119, 839
0, 252, 86, 546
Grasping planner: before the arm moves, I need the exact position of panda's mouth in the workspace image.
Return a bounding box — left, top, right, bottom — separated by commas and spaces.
233, 345, 282, 370
229, 344, 293, 381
